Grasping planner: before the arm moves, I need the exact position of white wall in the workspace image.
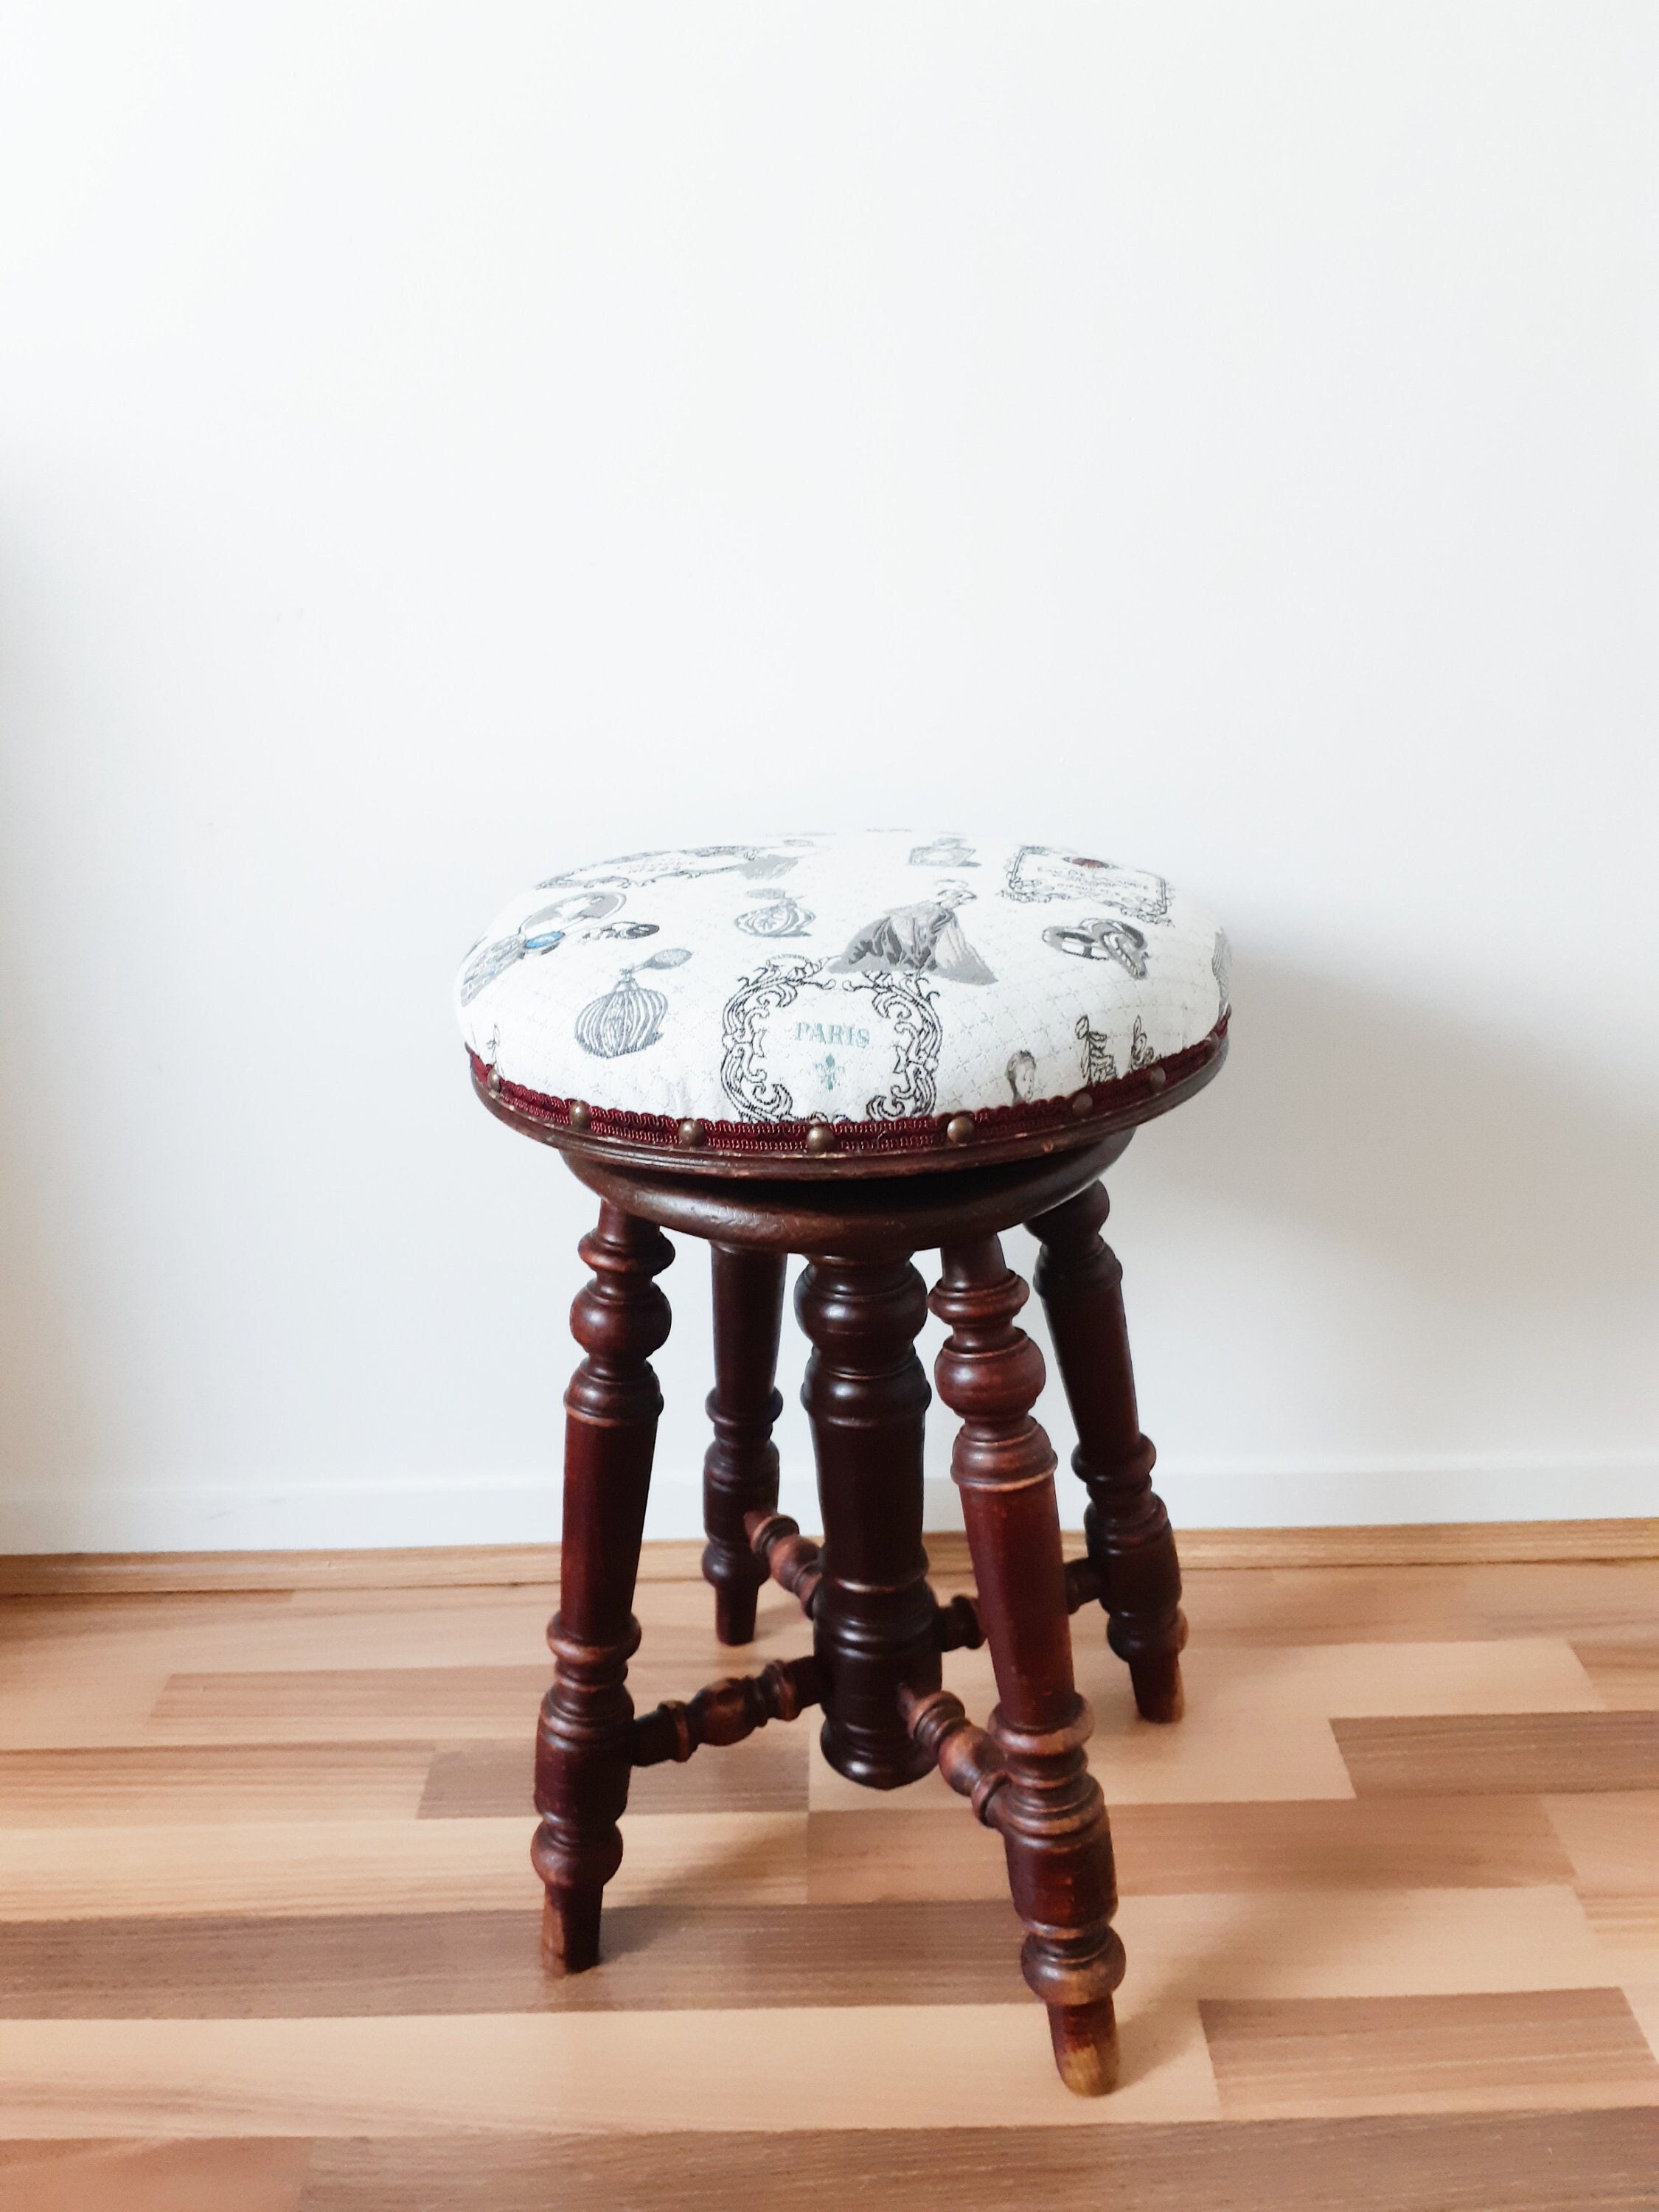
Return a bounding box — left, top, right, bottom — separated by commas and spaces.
1, 4, 1654, 1551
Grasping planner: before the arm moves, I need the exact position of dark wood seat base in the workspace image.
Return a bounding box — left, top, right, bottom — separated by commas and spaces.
532, 1137, 1186, 2097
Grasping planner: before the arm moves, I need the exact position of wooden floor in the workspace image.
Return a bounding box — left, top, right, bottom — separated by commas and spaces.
1, 1537, 1655, 2210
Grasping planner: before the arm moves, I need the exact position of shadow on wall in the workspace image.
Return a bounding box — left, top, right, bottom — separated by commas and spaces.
1143, 952, 1659, 1306
0, 964, 115, 1500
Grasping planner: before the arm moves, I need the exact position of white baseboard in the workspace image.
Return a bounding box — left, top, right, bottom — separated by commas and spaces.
1, 1452, 1652, 1554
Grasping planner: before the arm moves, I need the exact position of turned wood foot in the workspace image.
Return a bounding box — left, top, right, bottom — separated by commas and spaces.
1048, 1996, 1121, 2096
1128, 1647, 1184, 1725
1028, 1181, 1188, 1725
533, 1202, 672, 1972
541, 1883, 603, 1975
701, 1245, 787, 1646
932, 1236, 1124, 2097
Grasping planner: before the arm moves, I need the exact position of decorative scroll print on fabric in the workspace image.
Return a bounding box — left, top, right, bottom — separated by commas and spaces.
720, 957, 942, 1124
1003, 846, 1172, 922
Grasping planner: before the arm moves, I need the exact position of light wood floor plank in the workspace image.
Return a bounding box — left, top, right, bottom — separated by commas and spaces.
150, 1583, 806, 1673
1335, 1714, 1659, 1795
1572, 1644, 1659, 1710
144, 1668, 555, 1742
3, 1545, 1652, 2177
0, 1812, 805, 1921
0, 1669, 173, 1753
293, 2110, 1659, 2212
1185, 1563, 1659, 1648
1546, 1794, 1659, 1977
1182, 1567, 1482, 1647
0, 1902, 1029, 2019
1546, 1794, 1659, 1899
0, 1592, 298, 1649
142, 1653, 803, 1744
1107, 1796, 1576, 1893
1460, 1563, 1659, 1644
0, 2137, 310, 2212
1181, 1639, 1604, 1717
1201, 1989, 1659, 2118
294, 2112, 1659, 2212
810, 1650, 1360, 1808
419, 1730, 808, 1818
1625, 1983, 1659, 2065
992, 1635, 1601, 1725
1110, 1886, 1611, 2003
0, 1747, 433, 1829
0, 2000, 1220, 2135
0, 1580, 800, 1682
807, 1797, 1576, 1902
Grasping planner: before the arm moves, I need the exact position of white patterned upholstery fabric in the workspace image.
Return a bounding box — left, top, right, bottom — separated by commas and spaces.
457, 834, 1228, 1142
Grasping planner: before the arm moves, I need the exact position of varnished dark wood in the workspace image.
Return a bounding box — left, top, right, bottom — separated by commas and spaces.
564, 1134, 1132, 1257
902, 1686, 1011, 1824
701, 1245, 787, 1646
931, 1590, 986, 1652
745, 1510, 823, 1615
928, 1555, 1106, 1653
630, 1654, 819, 1767
799, 1256, 942, 1790
931, 1236, 1125, 2095
515, 1164, 1180, 2088
476, 1044, 1220, 2093
1029, 1180, 1188, 1722
532, 1202, 672, 1974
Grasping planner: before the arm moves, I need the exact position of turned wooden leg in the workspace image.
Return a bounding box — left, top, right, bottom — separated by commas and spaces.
701, 1245, 787, 1646
533, 1201, 672, 1973
933, 1237, 1124, 2096
798, 1256, 940, 1788
1027, 1183, 1187, 1724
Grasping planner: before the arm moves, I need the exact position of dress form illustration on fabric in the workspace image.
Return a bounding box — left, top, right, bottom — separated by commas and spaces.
832, 880, 997, 987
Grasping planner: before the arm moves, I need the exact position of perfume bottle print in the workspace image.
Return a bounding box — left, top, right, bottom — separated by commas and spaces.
574, 949, 692, 1059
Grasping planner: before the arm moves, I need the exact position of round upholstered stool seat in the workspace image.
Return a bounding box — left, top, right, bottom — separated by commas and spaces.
456, 830, 1230, 1172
